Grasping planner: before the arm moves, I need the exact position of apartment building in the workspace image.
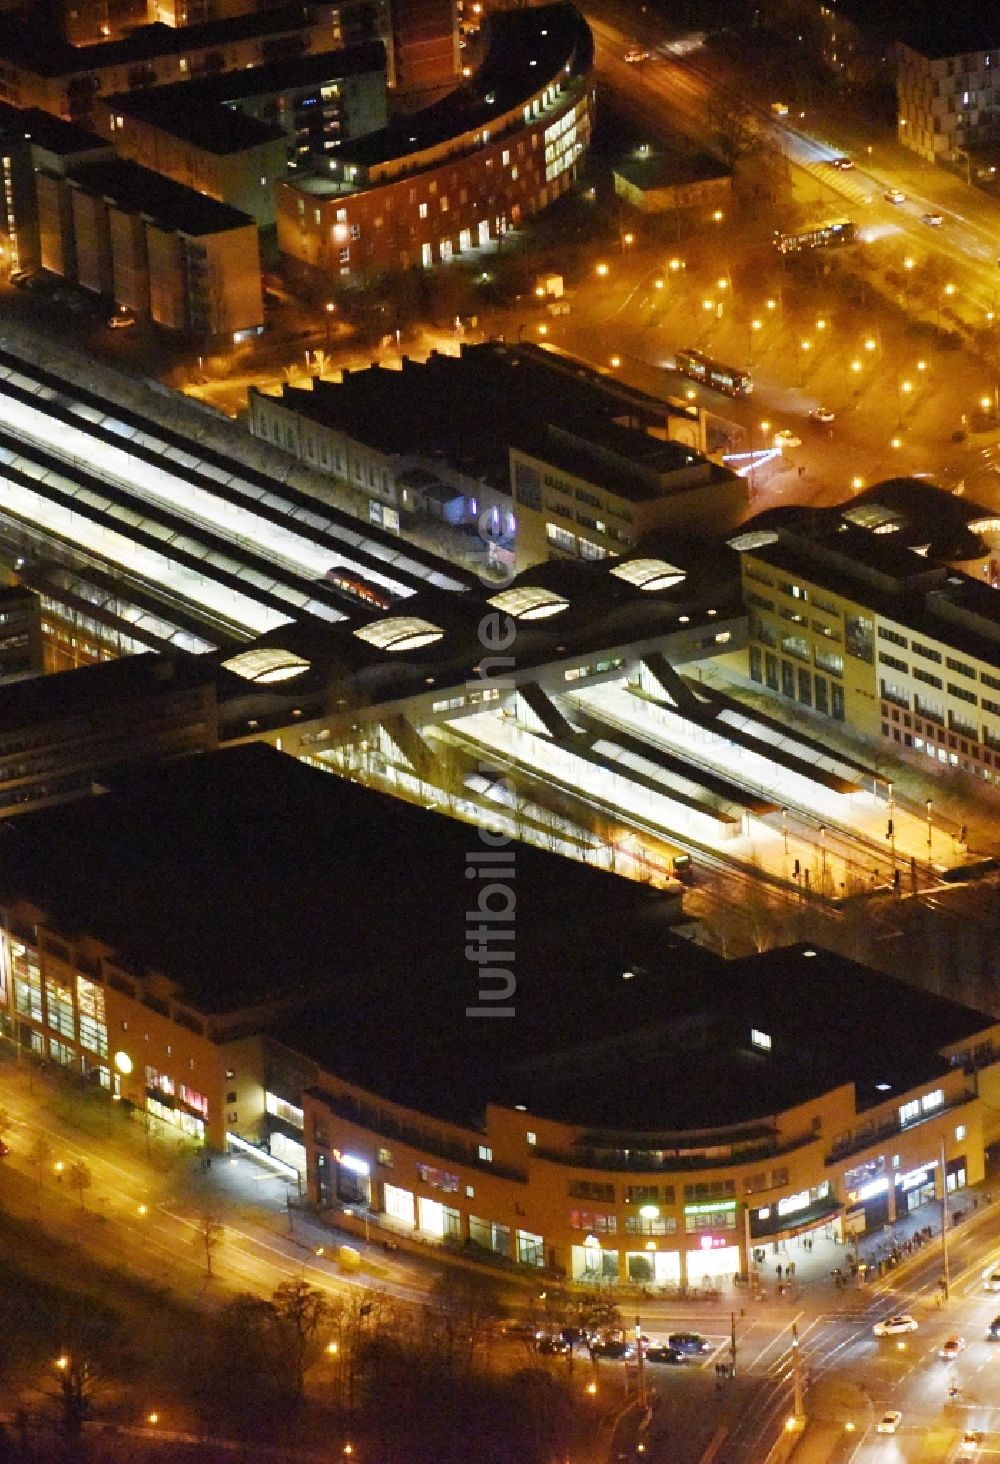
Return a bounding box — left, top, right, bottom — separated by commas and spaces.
896, 14, 1000, 164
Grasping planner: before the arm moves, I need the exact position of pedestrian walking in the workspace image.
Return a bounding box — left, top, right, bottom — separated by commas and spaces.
776, 1263, 783, 1280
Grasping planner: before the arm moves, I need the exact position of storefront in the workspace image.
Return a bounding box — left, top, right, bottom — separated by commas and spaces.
894, 1160, 937, 1215
843, 1158, 891, 1231
571, 1237, 619, 1282
748, 1182, 841, 1245
625, 1249, 681, 1285
686, 1235, 740, 1285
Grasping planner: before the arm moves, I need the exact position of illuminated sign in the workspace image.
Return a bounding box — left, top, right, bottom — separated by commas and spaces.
896, 1162, 936, 1192
333, 1150, 370, 1176
855, 1177, 889, 1202
684, 1200, 737, 1215
699, 1234, 729, 1249
777, 1190, 811, 1218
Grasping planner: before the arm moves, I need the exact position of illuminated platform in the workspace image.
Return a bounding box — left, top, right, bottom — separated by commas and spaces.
0, 346, 474, 653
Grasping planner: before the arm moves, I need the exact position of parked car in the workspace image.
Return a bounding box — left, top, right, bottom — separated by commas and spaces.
535, 1335, 570, 1355
876, 1410, 903, 1434
624, 47, 649, 62
108, 307, 136, 330
873, 1314, 918, 1336
645, 1343, 684, 1364
774, 428, 802, 448
770, 101, 789, 117
988, 1314, 1000, 1339
668, 1332, 709, 1354
884, 188, 906, 204
940, 1335, 966, 1360
590, 1338, 635, 1360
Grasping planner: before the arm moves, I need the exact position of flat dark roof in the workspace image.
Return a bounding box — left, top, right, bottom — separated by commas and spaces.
1, 746, 988, 1130
615, 151, 732, 190
0, 649, 215, 732
0, 4, 321, 76
897, 7, 1000, 59
104, 89, 284, 155
325, 4, 590, 170
68, 159, 255, 235
101, 44, 386, 154
260, 340, 719, 497
0, 102, 106, 156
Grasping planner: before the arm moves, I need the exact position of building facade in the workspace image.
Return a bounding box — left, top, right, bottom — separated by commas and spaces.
277, 5, 593, 281
301, 1053, 983, 1284
37, 159, 264, 337
897, 35, 1000, 164
737, 523, 1000, 793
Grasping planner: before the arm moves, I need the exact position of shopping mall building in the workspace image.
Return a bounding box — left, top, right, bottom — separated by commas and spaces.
0, 743, 996, 1286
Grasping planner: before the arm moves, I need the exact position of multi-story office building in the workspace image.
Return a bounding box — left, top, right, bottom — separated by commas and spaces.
896, 15, 1000, 165
0, 744, 993, 1281
247, 341, 736, 571
735, 486, 1000, 789
277, 5, 593, 281
95, 45, 388, 224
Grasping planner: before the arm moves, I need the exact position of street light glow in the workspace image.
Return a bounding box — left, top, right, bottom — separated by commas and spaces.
595, 262, 609, 277
654, 278, 664, 289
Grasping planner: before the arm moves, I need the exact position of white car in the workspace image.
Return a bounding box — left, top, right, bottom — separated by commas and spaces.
922, 212, 944, 226
884, 188, 906, 204
624, 47, 649, 63
873, 1314, 918, 1337
983, 1271, 1000, 1291
876, 1411, 903, 1435
809, 407, 835, 424
770, 101, 789, 117
774, 429, 802, 449
959, 1432, 983, 1457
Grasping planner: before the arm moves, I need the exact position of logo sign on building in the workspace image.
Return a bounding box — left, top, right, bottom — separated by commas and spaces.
683, 1200, 737, 1215
896, 1162, 936, 1192
777, 1190, 811, 1218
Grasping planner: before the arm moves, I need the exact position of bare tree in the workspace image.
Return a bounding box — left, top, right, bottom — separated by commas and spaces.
199, 1213, 225, 1278
270, 1279, 334, 1400
28, 1136, 52, 1179
67, 1160, 91, 1211
428, 1266, 504, 1370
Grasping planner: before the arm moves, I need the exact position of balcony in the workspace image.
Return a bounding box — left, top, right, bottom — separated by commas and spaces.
310, 1086, 527, 1183
825, 1093, 974, 1165
534, 1128, 817, 1174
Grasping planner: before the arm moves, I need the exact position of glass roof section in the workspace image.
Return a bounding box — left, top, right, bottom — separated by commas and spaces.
488, 585, 570, 620
221, 648, 311, 683
610, 558, 686, 591
353, 616, 445, 651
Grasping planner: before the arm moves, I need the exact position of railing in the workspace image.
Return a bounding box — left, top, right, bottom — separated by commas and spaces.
825, 1093, 974, 1164
535, 1129, 817, 1174
312, 1086, 527, 1182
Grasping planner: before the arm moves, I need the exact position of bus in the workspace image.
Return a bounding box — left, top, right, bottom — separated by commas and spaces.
774, 218, 857, 255
673, 348, 753, 397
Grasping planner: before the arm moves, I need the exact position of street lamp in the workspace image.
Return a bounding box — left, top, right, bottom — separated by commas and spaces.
668, 256, 684, 272
712, 209, 724, 222
595, 261, 609, 278
610, 355, 621, 369
851, 475, 864, 491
